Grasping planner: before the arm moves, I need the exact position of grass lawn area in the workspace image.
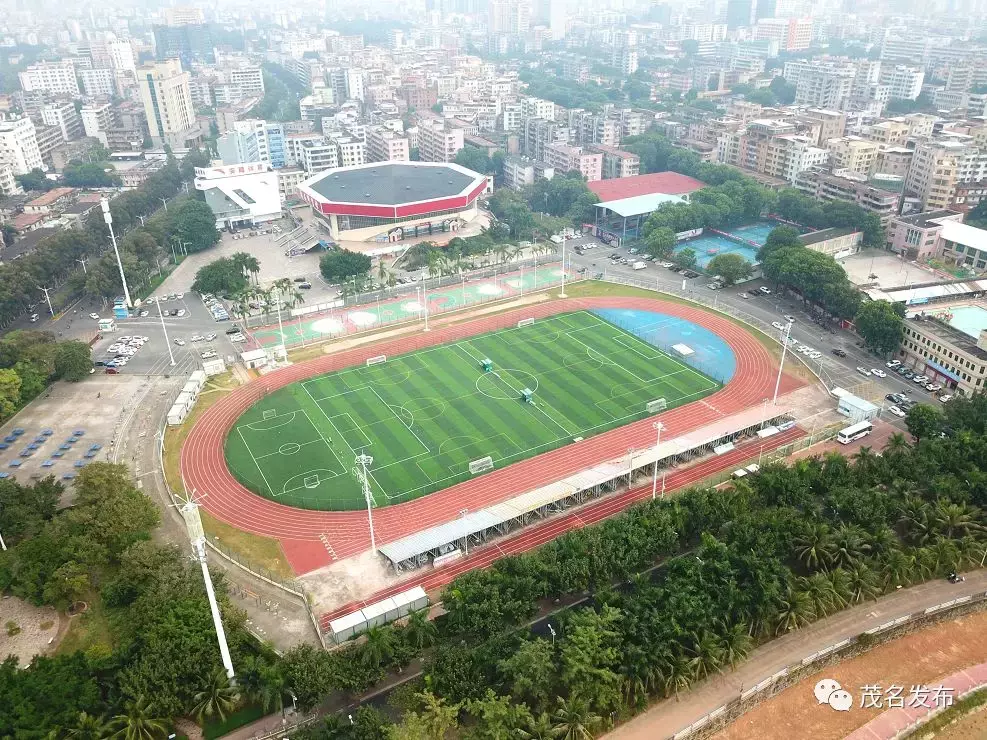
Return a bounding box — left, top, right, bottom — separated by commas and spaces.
225, 310, 720, 511
202, 703, 268, 739
55, 597, 114, 657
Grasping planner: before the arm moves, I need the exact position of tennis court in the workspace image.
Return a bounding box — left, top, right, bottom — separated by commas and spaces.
225, 310, 722, 510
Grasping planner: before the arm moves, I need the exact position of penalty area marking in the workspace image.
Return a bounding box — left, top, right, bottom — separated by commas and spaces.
278, 468, 342, 497
243, 410, 297, 432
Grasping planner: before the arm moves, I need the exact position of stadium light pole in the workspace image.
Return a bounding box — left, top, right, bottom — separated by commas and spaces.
559, 233, 567, 298
38, 286, 54, 316
156, 296, 176, 366
651, 422, 665, 501
420, 269, 430, 332
178, 493, 236, 682
101, 198, 133, 308
772, 321, 793, 406
0, 530, 6, 551
355, 454, 376, 553
275, 298, 287, 361
459, 508, 469, 555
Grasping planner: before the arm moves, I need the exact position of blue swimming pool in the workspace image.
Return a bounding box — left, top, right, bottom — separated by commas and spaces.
592, 308, 737, 383
940, 305, 987, 340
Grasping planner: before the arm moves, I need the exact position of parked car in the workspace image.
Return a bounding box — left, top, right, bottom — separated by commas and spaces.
771, 321, 786, 331
758, 286, 772, 295
856, 366, 871, 376
105, 367, 119, 374
174, 338, 186, 346
871, 368, 887, 378
89, 312, 100, 320
783, 315, 796, 323
939, 394, 953, 403
886, 360, 901, 369
293, 277, 307, 282
832, 348, 847, 357
888, 405, 906, 418
177, 309, 186, 317
299, 283, 312, 289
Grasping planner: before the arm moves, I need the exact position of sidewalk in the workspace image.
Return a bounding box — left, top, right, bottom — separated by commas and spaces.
606, 570, 987, 740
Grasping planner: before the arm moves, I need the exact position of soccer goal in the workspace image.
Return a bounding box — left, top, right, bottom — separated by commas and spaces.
366, 355, 387, 367
262, 409, 277, 420
646, 398, 667, 413
468, 456, 494, 474
517, 317, 535, 328
303, 474, 320, 489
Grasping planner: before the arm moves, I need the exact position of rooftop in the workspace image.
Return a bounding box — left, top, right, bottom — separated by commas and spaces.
588, 171, 705, 201
799, 226, 859, 245
595, 192, 685, 218
893, 209, 962, 229
908, 313, 987, 361
25, 187, 76, 207
305, 162, 483, 206
940, 219, 987, 252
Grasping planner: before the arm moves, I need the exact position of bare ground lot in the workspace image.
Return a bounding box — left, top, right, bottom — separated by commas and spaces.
0, 595, 60, 666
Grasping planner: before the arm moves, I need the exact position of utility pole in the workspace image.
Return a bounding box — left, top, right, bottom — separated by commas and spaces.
772, 321, 793, 406
76, 257, 88, 274
354, 454, 376, 553
0, 530, 6, 551
559, 233, 567, 298
160, 197, 168, 212
651, 421, 665, 501
38, 286, 54, 316
421, 269, 430, 331
156, 296, 176, 366
177, 493, 235, 681
101, 198, 132, 308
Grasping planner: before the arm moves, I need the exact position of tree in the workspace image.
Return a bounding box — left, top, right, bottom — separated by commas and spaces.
108, 696, 170, 740
402, 609, 438, 651
189, 668, 240, 723
672, 247, 697, 270
169, 200, 220, 254
67, 711, 111, 739
644, 227, 676, 259
63, 162, 121, 188
192, 257, 249, 296
0, 367, 22, 418
758, 226, 803, 262
454, 146, 494, 174
551, 695, 601, 740
14, 168, 53, 192
53, 341, 92, 381
319, 249, 372, 283
905, 404, 944, 443
706, 253, 753, 285
769, 76, 796, 104
497, 638, 556, 707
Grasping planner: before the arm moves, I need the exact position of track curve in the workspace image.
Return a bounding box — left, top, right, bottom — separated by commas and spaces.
181, 296, 802, 574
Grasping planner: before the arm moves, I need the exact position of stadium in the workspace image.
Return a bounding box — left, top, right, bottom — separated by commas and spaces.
183, 294, 804, 611
296, 161, 489, 244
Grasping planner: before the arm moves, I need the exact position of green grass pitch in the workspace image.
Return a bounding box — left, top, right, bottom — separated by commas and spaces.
224, 310, 721, 511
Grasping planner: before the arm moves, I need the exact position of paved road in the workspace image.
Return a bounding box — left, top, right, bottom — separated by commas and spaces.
606, 569, 987, 740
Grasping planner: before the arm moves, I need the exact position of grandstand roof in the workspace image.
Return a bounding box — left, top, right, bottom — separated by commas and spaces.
588, 171, 706, 201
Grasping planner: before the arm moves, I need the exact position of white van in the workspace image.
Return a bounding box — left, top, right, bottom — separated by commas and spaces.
731, 469, 748, 479
632, 261, 647, 270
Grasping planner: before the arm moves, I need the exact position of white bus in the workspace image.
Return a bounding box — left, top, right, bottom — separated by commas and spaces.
837, 420, 873, 445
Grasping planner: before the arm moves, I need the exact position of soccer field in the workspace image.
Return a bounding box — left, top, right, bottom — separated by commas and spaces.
224, 310, 722, 510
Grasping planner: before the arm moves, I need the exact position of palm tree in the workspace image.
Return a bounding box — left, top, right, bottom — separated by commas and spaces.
403, 609, 438, 651
67, 711, 110, 739
661, 651, 694, 699
108, 696, 169, 740
189, 668, 240, 724
846, 562, 881, 603
795, 523, 835, 571
688, 631, 724, 680
800, 573, 837, 619
258, 662, 288, 714
718, 623, 753, 670
426, 249, 441, 280
879, 548, 918, 591
886, 432, 910, 455
899, 498, 936, 546
517, 712, 554, 740
551, 696, 601, 740
360, 625, 398, 668
831, 524, 872, 569
852, 445, 880, 479
774, 585, 816, 635
933, 500, 985, 539
620, 646, 655, 710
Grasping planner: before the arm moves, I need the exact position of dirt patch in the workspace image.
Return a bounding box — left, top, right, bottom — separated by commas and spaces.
300, 549, 396, 615
0, 595, 60, 666
714, 611, 987, 740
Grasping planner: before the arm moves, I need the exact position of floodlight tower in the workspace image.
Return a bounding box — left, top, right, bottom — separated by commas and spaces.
177, 492, 235, 681
354, 454, 377, 553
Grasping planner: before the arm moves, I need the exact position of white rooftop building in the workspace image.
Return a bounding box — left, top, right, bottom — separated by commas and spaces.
194, 162, 282, 230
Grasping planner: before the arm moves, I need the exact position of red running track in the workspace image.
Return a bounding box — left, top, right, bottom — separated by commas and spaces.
181, 296, 803, 575
320, 425, 806, 629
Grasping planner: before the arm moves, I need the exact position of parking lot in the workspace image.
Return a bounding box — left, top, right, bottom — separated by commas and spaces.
839, 249, 942, 289
0, 374, 149, 497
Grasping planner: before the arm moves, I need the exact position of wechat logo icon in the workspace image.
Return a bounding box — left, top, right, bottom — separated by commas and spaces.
815, 679, 853, 712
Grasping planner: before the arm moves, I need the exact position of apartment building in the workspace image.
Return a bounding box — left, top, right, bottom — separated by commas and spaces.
79, 68, 116, 98
0, 164, 20, 197
285, 133, 326, 167
109, 41, 136, 73
18, 62, 80, 97
366, 127, 410, 162
875, 147, 913, 178
227, 67, 265, 97
898, 310, 987, 396
276, 167, 307, 203
543, 143, 602, 181
0, 117, 44, 174
879, 65, 924, 101
418, 120, 465, 163
826, 136, 880, 177
300, 140, 339, 173
939, 220, 987, 273
34, 126, 62, 167
138, 60, 199, 148
520, 96, 555, 121
331, 136, 366, 168
905, 139, 987, 211
792, 64, 855, 110
753, 18, 812, 52
887, 209, 963, 260
80, 104, 114, 141
38, 103, 82, 143
795, 169, 902, 227
590, 144, 641, 179
718, 119, 829, 184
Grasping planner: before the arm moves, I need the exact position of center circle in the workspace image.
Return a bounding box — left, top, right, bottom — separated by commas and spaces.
279, 442, 301, 455
475, 369, 539, 400
402, 397, 447, 420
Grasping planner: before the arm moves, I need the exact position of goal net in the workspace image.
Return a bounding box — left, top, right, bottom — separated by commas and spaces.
517, 317, 535, 328
262, 409, 277, 420
468, 456, 494, 474
646, 398, 667, 413
303, 474, 320, 489
366, 355, 387, 367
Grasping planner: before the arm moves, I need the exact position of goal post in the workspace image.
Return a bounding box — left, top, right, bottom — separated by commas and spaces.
366, 354, 387, 367
303, 474, 320, 489
262, 409, 277, 420
517, 317, 535, 328
468, 456, 494, 474
646, 398, 667, 413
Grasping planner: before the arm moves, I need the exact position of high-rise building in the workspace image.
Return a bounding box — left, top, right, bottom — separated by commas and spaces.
879, 65, 924, 101
367, 127, 410, 162
345, 69, 365, 102
81, 104, 114, 143
79, 68, 116, 98
18, 62, 80, 97
40, 102, 83, 142
109, 41, 136, 73
905, 139, 987, 210
138, 60, 200, 148
753, 18, 812, 51
726, 0, 753, 29
544, 143, 602, 181
0, 117, 44, 174
153, 24, 215, 64
791, 64, 855, 110
825, 136, 880, 177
